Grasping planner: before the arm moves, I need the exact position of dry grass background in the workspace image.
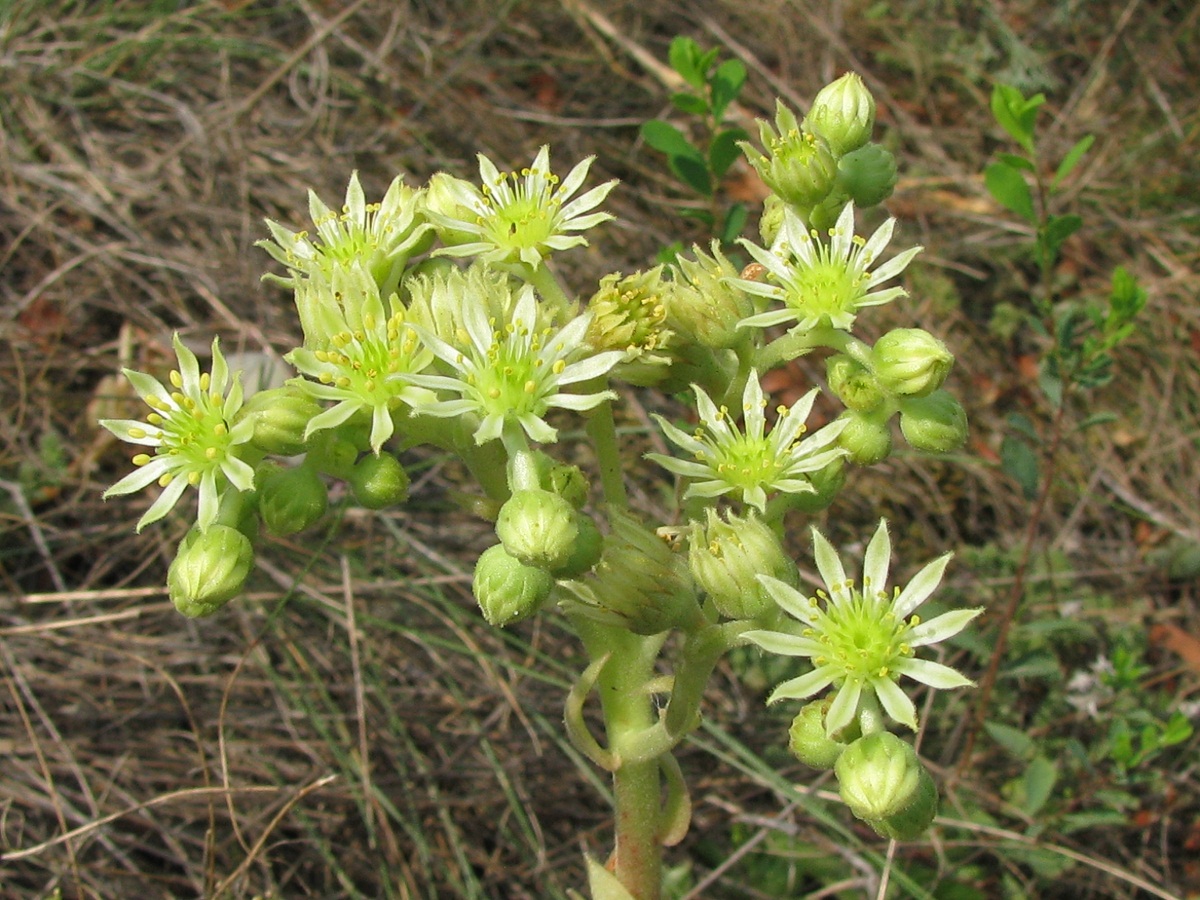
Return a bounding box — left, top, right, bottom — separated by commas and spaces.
1, 0, 1198, 897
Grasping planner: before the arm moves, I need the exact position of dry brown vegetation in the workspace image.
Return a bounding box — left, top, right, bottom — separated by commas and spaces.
1, 1, 1198, 897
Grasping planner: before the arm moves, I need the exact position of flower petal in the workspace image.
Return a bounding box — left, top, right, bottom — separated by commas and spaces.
893, 657, 974, 690
873, 676, 918, 730
893, 552, 952, 618
767, 666, 836, 704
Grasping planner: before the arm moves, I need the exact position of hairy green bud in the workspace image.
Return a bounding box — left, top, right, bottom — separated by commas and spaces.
668, 243, 759, 350
496, 489, 579, 571
788, 699, 849, 769
870, 767, 939, 840
835, 732, 923, 821
240, 384, 323, 456
836, 411, 893, 466
872, 328, 953, 397
257, 462, 328, 535
898, 390, 968, 453
168, 524, 254, 618
688, 509, 797, 620
587, 511, 698, 635
551, 513, 604, 579
836, 143, 898, 208
827, 353, 886, 412
742, 100, 837, 209
805, 72, 876, 157
473, 544, 554, 626
350, 453, 410, 509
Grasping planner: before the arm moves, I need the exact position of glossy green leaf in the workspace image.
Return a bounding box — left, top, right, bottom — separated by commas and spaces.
1051, 134, 1095, 189
668, 36, 704, 89
710, 58, 746, 122
670, 91, 709, 117
641, 119, 697, 158
985, 161, 1036, 224
1001, 434, 1039, 500
708, 127, 748, 178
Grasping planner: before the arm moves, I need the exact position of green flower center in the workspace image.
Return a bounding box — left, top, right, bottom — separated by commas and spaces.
313, 314, 420, 402
709, 433, 781, 490
466, 325, 557, 418
141, 375, 236, 483
808, 584, 914, 681
480, 170, 561, 251
785, 252, 866, 320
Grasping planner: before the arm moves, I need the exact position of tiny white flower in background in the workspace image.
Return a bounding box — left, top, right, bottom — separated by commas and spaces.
286, 264, 435, 453
101, 335, 255, 532
733, 202, 922, 332
646, 370, 847, 513
427, 145, 617, 268
406, 284, 624, 446
745, 520, 980, 737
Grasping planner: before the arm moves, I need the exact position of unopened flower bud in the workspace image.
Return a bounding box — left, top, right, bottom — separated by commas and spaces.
257, 462, 328, 535
424, 172, 478, 248
836, 411, 893, 466
872, 328, 953, 397
307, 430, 360, 479
240, 385, 323, 456
473, 543, 554, 626
544, 461, 590, 509
587, 511, 698, 635
551, 513, 604, 579
805, 73, 876, 157
788, 699, 849, 769
869, 767, 939, 840
786, 457, 847, 514
898, 390, 968, 453
827, 354, 886, 412
350, 453, 410, 509
742, 101, 837, 209
688, 509, 797, 620
759, 194, 786, 246
835, 732, 923, 821
586, 268, 674, 386
836, 143, 898, 207
668, 243, 758, 349
496, 489, 579, 571
168, 524, 254, 618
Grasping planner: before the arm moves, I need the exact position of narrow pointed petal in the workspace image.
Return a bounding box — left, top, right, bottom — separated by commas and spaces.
136, 475, 189, 532
894, 552, 952, 617
862, 520, 891, 598
909, 608, 982, 646
873, 676, 918, 730
811, 527, 847, 595
767, 666, 836, 704
893, 657, 975, 689
824, 680, 862, 736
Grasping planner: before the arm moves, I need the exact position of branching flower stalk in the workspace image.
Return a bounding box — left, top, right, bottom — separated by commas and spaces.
98, 73, 978, 899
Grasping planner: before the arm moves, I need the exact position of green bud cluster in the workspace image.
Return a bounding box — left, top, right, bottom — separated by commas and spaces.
824, 329, 965, 465
743, 73, 897, 225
